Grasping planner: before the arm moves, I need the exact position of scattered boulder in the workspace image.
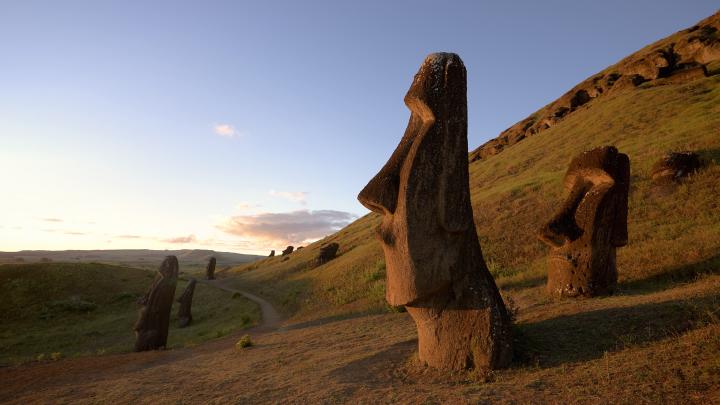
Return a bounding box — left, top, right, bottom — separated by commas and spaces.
134, 256, 179, 351
176, 279, 196, 328
281, 246, 294, 256
357, 53, 512, 371
316, 243, 339, 265
537, 146, 630, 298
268, 250, 275, 257
205, 257, 216, 280
650, 151, 702, 184
296, 246, 304, 251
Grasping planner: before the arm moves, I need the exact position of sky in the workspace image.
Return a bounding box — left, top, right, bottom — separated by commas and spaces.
1, 1, 717, 255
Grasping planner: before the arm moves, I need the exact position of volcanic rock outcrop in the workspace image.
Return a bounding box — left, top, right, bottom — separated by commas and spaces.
134, 256, 179, 351
205, 257, 216, 280
469, 11, 720, 162
538, 146, 630, 298
316, 243, 339, 265
177, 279, 196, 328
357, 53, 512, 371
281, 246, 294, 256
650, 151, 702, 184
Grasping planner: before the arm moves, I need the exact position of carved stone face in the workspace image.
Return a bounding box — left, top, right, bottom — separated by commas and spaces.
538, 146, 630, 297
357, 53, 473, 306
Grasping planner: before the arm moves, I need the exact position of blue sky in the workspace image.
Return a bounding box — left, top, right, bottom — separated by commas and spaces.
1, 1, 717, 254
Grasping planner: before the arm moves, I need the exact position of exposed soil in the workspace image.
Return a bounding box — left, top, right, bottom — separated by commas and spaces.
1, 276, 718, 404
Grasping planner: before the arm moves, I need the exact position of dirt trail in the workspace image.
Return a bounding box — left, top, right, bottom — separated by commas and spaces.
198, 278, 283, 331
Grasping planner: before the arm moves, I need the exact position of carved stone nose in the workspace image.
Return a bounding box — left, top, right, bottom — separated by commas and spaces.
357, 169, 400, 215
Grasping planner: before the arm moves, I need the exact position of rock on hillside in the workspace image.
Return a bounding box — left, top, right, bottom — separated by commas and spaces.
469, 11, 720, 162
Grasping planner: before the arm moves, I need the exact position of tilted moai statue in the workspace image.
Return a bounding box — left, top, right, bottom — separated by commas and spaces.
134, 256, 179, 351
357, 53, 512, 371
206, 257, 216, 280
538, 146, 629, 298
269, 250, 275, 257
177, 278, 197, 328
281, 246, 294, 256
316, 243, 339, 265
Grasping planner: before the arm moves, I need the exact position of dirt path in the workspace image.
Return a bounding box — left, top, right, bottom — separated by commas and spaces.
198, 278, 283, 331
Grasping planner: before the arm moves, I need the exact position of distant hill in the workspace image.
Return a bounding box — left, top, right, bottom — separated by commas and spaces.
0, 249, 262, 274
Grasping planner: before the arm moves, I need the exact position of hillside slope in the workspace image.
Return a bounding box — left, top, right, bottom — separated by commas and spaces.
227, 12, 720, 324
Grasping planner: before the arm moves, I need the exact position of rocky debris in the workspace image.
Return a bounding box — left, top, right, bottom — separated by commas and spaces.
357, 53, 512, 371
537, 146, 630, 298
281, 246, 294, 256
469, 11, 720, 163
296, 246, 304, 251
176, 279, 196, 328
650, 151, 702, 184
268, 250, 275, 257
205, 257, 216, 280
316, 243, 339, 265
134, 256, 179, 351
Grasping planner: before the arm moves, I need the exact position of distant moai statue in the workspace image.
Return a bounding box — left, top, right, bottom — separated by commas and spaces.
281, 246, 294, 256
206, 257, 216, 280
269, 250, 275, 257
357, 53, 512, 371
538, 146, 630, 298
316, 243, 339, 265
177, 279, 197, 328
134, 256, 179, 351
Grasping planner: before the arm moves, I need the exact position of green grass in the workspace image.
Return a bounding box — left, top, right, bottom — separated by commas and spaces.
228, 74, 720, 324
0, 262, 261, 365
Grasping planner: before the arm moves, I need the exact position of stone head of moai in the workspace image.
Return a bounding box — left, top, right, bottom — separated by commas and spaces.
206, 257, 216, 280
357, 53, 512, 371
134, 255, 179, 351
538, 146, 630, 298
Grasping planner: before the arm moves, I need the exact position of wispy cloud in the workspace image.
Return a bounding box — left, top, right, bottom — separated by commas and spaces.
116, 234, 142, 239
162, 234, 197, 244
64, 231, 86, 236
213, 123, 239, 138
42, 218, 63, 222
269, 190, 308, 205
218, 209, 357, 245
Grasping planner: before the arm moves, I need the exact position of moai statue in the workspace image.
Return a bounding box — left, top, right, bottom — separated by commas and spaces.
650, 151, 701, 184
177, 279, 197, 328
357, 53, 512, 371
206, 257, 216, 280
269, 250, 275, 257
134, 256, 179, 351
316, 243, 339, 265
281, 246, 294, 256
537, 146, 630, 298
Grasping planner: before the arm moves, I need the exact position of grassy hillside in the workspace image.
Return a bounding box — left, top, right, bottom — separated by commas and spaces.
227, 73, 720, 323
0, 262, 261, 365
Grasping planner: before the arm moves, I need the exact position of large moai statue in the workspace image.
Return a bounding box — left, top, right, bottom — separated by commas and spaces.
205, 257, 216, 280
316, 243, 339, 265
269, 250, 275, 257
357, 53, 512, 371
281, 246, 294, 256
537, 146, 630, 298
177, 279, 197, 328
134, 256, 179, 351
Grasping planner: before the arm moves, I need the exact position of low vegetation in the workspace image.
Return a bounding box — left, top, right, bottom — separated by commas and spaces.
0, 262, 261, 365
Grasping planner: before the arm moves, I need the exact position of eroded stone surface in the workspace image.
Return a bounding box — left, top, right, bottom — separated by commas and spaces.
134, 256, 179, 351
357, 53, 512, 371
316, 243, 339, 265
206, 257, 216, 280
651, 151, 701, 184
538, 146, 630, 298
177, 279, 196, 328
281, 246, 294, 256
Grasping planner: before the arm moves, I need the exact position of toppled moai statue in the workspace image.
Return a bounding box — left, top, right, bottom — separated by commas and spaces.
538, 146, 630, 298
177, 279, 197, 328
134, 256, 179, 351
316, 243, 339, 265
650, 151, 701, 184
281, 246, 294, 256
269, 250, 275, 257
205, 257, 216, 280
357, 53, 512, 371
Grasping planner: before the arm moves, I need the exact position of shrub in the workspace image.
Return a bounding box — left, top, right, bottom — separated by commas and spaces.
236, 334, 253, 349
